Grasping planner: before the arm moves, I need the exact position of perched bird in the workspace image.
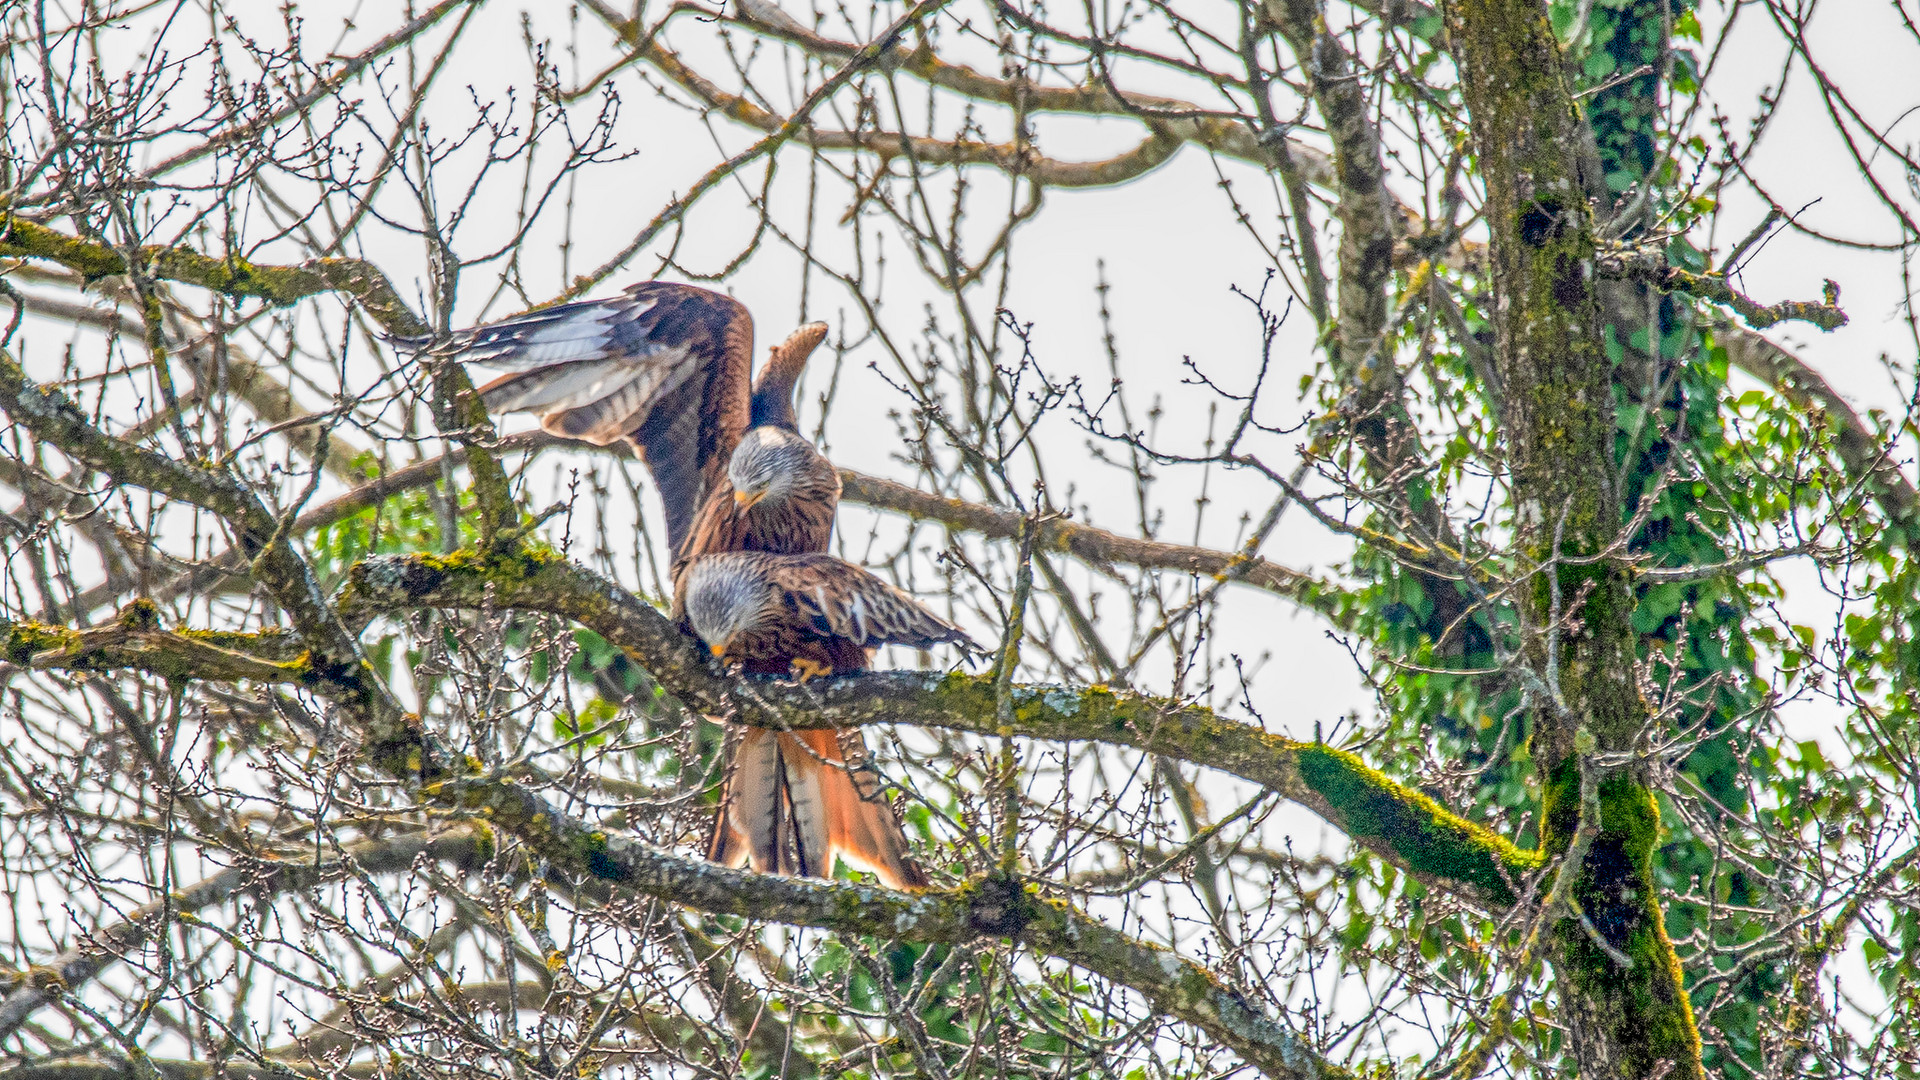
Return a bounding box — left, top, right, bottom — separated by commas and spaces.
683, 551, 976, 676
672, 321, 839, 577
409, 282, 835, 562
681, 551, 977, 889
407, 284, 934, 885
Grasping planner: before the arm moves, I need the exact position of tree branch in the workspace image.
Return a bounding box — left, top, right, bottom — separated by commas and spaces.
396, 759, 1353, 1079
1594, 244, 1848, 331
6, 282, 367, 482
840, 470, 1342, 615
0, 829, 495, 1044
0, 347, 395, 713
0, 218, 428, 336
579, 0, 1337, 188
8, 590, 1351, 1076
340, 548, 1541, 907
135, 0, 477, 181
1, 607, 307, 683
1717, 322, 1919, 534
1265, 0, 1398, 368
47, 429, 1334, 620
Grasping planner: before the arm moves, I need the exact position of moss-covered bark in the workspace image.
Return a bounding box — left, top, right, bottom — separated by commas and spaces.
0, 217, 428, 336
345, 549, 1542, 907
1, 614, 311, 684
1441, 0, 1704, 1075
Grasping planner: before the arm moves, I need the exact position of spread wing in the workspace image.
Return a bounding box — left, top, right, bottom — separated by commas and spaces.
409, 282, 753, 555
768, 554, 976, 652
748, 322, 829, 429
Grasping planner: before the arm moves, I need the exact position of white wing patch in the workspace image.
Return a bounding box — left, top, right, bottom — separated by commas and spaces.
456, 295, 666, 370
475, 331, 615, 369
480, 350, 654, 409
477, 336, 705, 446
846, 591, 872, 643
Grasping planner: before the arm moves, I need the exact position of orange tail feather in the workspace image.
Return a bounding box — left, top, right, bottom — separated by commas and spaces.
706, 726, 927, 889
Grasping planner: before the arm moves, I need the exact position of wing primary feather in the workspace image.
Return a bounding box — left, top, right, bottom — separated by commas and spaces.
415, 282, 752, 555
748, 322, 829, 430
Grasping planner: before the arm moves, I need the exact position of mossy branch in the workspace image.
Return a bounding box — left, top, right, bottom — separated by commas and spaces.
415, 768, 1350, 1080
425, 359, 518, 549
1, 611, 309, 684
10, 577, 1347, 1076
1594, 243, 1848, 331
341, 548, 1542, 907
0, 217, 428, 336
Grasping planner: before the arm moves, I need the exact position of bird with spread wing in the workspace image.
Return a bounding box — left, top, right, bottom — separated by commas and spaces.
405, 281, 838, 564
410, 282, 943, 888
680, 551, 978, 888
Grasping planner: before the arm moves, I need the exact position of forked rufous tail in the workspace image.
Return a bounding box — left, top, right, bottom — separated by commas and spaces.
706, 727, 930, 890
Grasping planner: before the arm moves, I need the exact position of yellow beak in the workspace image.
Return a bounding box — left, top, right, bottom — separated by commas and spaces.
709, 642, 727, 657
734, 488, 768, 510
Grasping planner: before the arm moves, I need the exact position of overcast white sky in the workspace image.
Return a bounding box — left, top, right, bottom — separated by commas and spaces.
7, 0, 1914, 1052
9, 0, 1906, 849
16, 0, 1911, 857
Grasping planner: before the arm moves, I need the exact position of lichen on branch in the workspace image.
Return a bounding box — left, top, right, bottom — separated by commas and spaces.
1, 611, 309, 684
1594, 242, 1847, 331
0, 217, 428, 336
342, 547, 1542, 907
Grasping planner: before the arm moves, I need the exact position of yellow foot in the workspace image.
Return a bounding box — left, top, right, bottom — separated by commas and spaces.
789, 657, 834, 683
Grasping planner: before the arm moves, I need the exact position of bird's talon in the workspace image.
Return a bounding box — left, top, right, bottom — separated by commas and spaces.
789, 658, 833, 683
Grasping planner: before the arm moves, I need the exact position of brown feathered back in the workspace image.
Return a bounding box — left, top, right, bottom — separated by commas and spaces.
679, 551, 976, 666
684, 551, 973, 890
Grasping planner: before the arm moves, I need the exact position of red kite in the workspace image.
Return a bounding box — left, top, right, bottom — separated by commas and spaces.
416, 284, 940, 888
419, 282, 836, 561
680, 551, 978, 888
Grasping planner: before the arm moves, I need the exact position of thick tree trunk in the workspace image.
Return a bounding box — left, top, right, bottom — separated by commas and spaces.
1440, 2, 1705, 1076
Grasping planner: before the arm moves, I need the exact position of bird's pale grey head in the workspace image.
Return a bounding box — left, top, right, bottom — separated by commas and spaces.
729, 426, 826, 511
683, 556, 775, 657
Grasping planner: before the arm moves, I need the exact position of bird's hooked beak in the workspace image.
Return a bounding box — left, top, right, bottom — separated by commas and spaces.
733, 488, 768, 510
708, 641, 727, 658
